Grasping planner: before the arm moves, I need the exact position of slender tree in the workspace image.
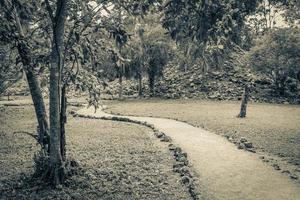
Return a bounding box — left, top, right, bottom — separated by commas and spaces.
0, 0, 50, 150
238, 85, 250, 118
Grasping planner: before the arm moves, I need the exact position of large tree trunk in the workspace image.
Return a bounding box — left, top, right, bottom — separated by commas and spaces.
48, 0, 67, 185
238, 85, 250, 118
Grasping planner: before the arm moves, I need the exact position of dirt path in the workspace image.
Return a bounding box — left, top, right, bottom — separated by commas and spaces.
77, 107, 300, 200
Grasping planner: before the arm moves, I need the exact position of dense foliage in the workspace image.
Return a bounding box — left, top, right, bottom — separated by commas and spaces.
247, 28, 300, 96
162, 0, 259, 44
0, 45, 22, 95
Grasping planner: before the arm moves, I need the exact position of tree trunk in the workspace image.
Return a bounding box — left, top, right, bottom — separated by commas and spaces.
14, 6, 49, 151
238, 85, 250, 118
148, 70, 155, 97
118, 71, 123, 100
48, 0, 67, 185
60, 85, 67, 161
25, 68, 50, 150
17, 41, 50, 151
138, 73, 143, 97
49, 44, 64, 185
184, 42, 192, 72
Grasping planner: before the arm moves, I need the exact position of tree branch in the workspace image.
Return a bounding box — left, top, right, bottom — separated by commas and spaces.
45, 0, 55, 25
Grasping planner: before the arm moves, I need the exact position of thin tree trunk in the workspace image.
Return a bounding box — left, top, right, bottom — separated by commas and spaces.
25, 67, 50, 150
119, 71, 123, 100
185, 42, 192, 72
17, 44, 49, 149
60, 85, 67, 161
48, 0, 67, 185
138, 72, 143, 97
238, 85, 250, 118
149, 73, 155, 97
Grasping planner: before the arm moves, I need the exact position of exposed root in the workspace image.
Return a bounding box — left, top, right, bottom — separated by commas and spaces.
33, 151, 82, 187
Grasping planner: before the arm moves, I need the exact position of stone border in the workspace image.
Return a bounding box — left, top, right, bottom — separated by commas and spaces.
73, 112, 200, 200
106, 109, 262, 152
106, 110, 300, 181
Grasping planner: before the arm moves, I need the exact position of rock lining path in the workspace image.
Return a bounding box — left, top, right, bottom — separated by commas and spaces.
77, 107, 300, 200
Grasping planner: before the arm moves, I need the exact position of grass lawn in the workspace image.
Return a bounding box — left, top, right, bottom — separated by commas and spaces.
106, 99, 300, 166
0, 105, 190, 200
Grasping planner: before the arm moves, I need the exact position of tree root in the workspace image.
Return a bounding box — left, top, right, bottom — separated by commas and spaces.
33, 152, 82, 187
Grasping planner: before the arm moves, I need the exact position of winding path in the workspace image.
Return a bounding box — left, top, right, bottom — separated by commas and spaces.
77, 107, 300, 200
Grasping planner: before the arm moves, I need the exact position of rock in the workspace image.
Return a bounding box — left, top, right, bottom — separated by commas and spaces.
290, 174, 299, 180
177, 156, 187, 163
173, 162, 186, 171
247, 149, 256, 153
154, 132, 164, 138
224, 134, 230, 139
244, 142, 253, 148
259, 156, 265, 160
174, 147, 182, 154
153, 128, 159, 132
168, 144, 176, 151
178, 166, 191, 177
240, 137, 247, 143
161, 135, 172, 142
180, 176, 190, 185
272, 164, 281, 170
282, 170, 291, 174
69, 110, 76, 115
237, 142, 246, 149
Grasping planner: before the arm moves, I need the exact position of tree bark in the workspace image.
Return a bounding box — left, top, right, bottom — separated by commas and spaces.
118, 70, 123, 100
148, 69, 155, 97
17, 41, 50, 151
138, 73, 143, 97
60, 85, 67, 161
238, 85, 250, 118
48, 0, 67, 185
24, 67, 50, 150
14, 5, 49, 151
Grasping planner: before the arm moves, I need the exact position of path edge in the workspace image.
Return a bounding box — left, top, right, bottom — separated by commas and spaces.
73, 109, 201, 200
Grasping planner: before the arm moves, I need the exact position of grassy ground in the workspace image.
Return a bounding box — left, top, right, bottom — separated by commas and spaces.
106, 99, 300, 167
0, 105, 190, 200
